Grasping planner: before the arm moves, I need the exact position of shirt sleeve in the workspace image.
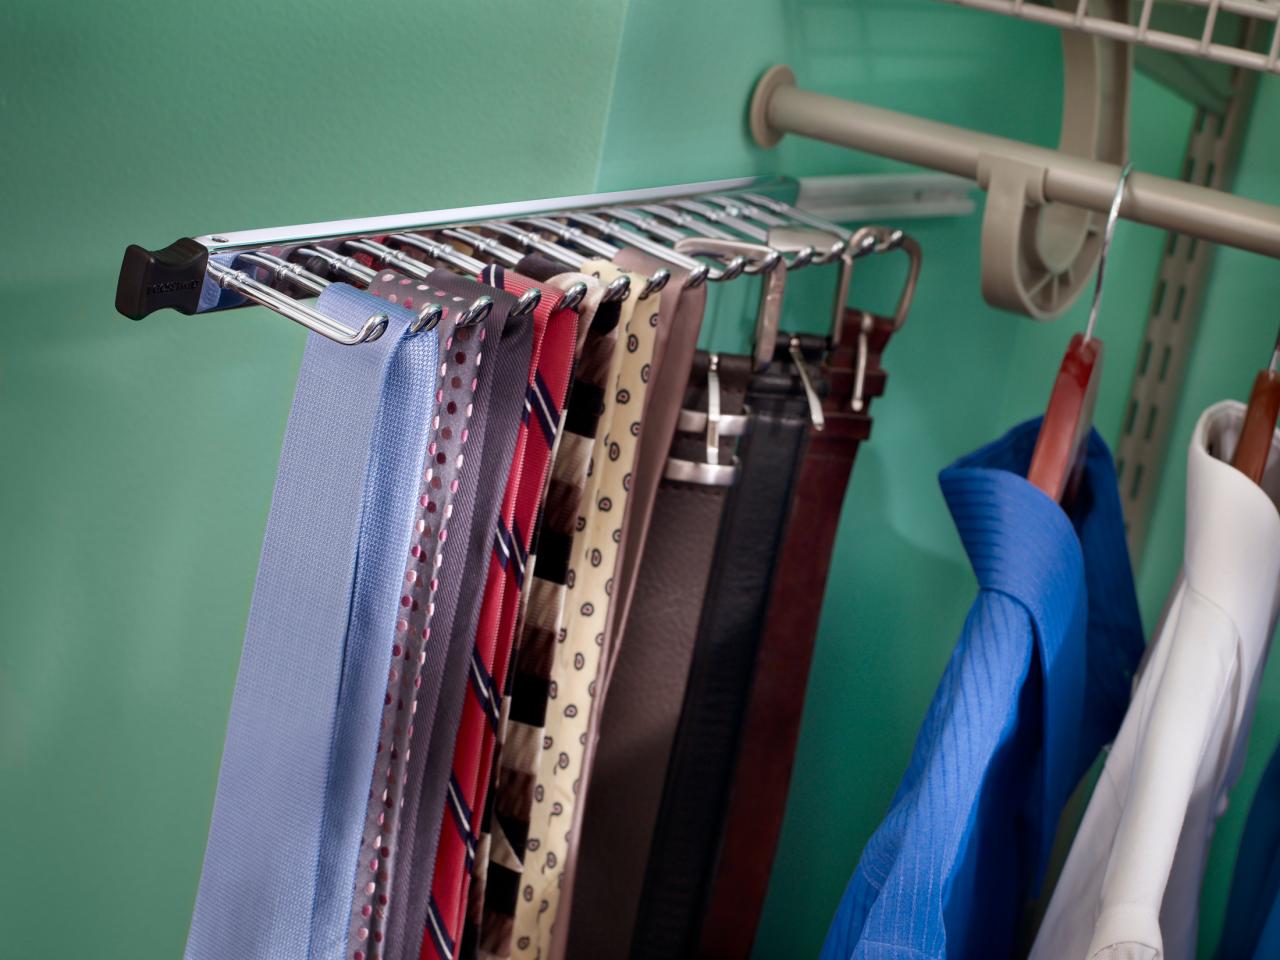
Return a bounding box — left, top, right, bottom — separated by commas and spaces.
1086, 587, 1238, 959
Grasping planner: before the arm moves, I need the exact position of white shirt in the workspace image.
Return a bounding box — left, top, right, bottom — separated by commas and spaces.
1030, 401, 1280, 960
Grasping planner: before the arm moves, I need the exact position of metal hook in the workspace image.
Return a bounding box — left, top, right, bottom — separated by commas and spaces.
561, 212, 721, 287
388, 233, 486, 277
479, 221, 584, 269
673, 199, 809, 271
630, 205, 764, 277
559, 280, 589, 312
637, 270, 670, 299
520, 217, 620, 258
390, 233, 541, 318
511, 287, 541, 318
294, 246, 377, 285
519, 216, 668, 298
458, 295, 493, 328
439, 227, 523, 268
740, 192, 855, 246
238, 251, 329, 296
674, 236, 785, 370
208, 259, 388, 345
708, 195, 845, 263
1084, 161, 1133, 343
480, 222, 632, 303
344, 238, 436, 280
600, 206, 762, 278
410, 302, 445, 334
288, 247, 442, 337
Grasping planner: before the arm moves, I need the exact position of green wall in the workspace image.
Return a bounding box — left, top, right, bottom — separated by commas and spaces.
0, 2, 630, 956
2, 1, 1277, 957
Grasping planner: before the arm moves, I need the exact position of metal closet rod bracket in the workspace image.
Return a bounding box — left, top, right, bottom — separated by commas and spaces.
749, 63, 1280, 319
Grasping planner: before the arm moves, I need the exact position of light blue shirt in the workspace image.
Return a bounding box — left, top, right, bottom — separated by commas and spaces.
822, 419, 1144, 960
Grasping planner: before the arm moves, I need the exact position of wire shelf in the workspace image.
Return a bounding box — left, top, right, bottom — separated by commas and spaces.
935, 0, 1280, 74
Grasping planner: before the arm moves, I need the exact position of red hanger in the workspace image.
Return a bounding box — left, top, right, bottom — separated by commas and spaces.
1028, 162, 1132, 504
1027, 333, 1104, 502
1231, 333, 1280, 485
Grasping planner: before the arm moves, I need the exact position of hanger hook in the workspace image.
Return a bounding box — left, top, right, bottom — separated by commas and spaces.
1085, 161, 1133, 343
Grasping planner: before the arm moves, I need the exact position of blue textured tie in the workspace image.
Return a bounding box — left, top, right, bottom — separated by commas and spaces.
185, 283, 440, 960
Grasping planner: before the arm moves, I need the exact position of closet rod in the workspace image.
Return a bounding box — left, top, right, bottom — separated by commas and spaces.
749, 66, 1280, 260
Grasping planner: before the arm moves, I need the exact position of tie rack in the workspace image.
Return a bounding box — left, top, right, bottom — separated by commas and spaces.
115, 175, 939, 346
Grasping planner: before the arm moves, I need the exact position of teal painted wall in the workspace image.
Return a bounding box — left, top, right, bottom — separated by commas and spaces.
0, 2, 630, 957
1, 1, 1277, 957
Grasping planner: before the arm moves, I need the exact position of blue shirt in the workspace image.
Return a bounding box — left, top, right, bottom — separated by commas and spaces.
1218, 741, 1280, 960
822, 419, 1145, 960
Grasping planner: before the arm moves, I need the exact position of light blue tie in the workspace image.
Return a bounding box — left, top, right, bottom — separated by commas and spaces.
185, 283, 440, 960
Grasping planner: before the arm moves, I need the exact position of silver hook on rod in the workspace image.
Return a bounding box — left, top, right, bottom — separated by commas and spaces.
238, 251, 330, 296
390, 233, 542, 320
432, 227, 587, 312
562, 212, 726, 286
1084, 161, 1133, 343
630, 204, 765, 276
346, 237, 529, 323
437, 227, 524, 268
518, 216, 670, 299
673, 199, 809, 270
207, 259, 389, 345
295, 245, 377, 284
706, 194, 845, 263
279, 247, 445, 334
480, 220, 634, 304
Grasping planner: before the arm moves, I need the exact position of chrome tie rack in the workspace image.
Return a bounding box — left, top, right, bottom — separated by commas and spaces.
114, 174, 966, 345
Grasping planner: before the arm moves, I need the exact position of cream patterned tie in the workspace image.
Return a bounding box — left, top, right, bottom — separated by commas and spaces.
511, 262, 658, 959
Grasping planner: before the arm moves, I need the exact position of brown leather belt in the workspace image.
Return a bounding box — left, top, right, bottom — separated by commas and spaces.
629, 339, 819, 959
696, 311, 898, 960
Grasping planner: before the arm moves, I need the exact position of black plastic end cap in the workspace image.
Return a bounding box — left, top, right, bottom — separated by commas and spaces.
115, 238, 209, 320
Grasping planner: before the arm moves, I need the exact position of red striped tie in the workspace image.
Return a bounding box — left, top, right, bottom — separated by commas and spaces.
422, 267, 577, 960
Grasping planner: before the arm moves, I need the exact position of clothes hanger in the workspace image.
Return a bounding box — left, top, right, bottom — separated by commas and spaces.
517, 216, 673, 298
1230, 327, 1280, 485
473, 221, 633, 303
1026, 161, 1133, 504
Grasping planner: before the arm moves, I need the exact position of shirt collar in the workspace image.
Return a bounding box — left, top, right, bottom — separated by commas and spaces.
940, 418, 1145, 863
1184, 401, 1280, 661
